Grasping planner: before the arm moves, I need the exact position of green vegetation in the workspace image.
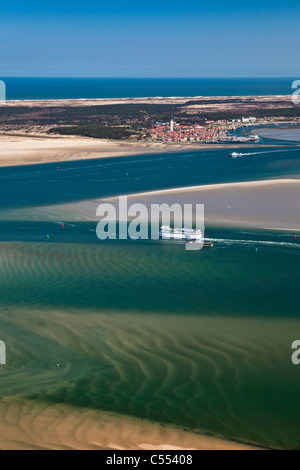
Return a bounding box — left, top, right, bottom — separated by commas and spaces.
0, 100, 300, 140
48, 124, 137, 140
0, 106, 43, 116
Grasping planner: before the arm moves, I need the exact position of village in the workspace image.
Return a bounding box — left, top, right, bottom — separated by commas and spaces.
150, 118, 259, 143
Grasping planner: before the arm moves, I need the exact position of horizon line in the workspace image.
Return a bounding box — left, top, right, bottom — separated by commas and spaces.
0, 76, 298, 80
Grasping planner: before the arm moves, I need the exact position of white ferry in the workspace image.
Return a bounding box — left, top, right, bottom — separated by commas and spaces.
160, 225, 203, 241
160, 226, 214, 247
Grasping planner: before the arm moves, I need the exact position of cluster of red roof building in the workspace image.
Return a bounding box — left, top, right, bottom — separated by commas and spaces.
150, 121, 228, 143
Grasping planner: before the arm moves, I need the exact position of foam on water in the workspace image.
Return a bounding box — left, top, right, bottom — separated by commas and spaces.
239, 148, 300, 157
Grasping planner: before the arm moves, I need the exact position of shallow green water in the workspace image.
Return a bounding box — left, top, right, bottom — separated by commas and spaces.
0, 237, 299, 449
0, 237, 299, 317
0, 148, 300, 448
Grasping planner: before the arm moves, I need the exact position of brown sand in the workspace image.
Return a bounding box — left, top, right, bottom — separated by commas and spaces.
0, 134, 290, 167
0, 397, 259, 450
256, 127, 300, 142
1, 95, 294, 111
18, 178, 298, 231
1, 118, 293, 450
115, 179, 300, 230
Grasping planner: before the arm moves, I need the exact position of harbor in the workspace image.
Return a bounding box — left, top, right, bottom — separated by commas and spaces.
150, 120, 260, 144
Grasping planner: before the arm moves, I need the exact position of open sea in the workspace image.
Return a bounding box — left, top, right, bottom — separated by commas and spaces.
0, 144, 300, 449
1, 77, 296, 99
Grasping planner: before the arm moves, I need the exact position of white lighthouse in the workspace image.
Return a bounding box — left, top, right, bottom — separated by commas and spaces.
170, 119, 174, 132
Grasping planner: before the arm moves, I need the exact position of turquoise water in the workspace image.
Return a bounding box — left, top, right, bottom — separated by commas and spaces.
0, 147, 300, 449
0, 237, 300, 449
2, 77, 296, 100
0, 229, 299, 316
0, 146, 299, 209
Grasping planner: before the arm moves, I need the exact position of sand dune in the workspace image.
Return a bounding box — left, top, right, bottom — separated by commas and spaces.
3, 95, 292, 108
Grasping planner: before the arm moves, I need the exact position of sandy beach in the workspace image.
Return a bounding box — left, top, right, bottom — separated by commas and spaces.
116, 179, 300, 230
0, 397, 258, 450
14, 178, 298, 231
0, 136, 200, 167
1, 304, 274, 451
2, 95, 293, 109
1, 0, 300, 451
0, 118, 299, 451
0, 134, 285, 167
0, 94, 299, 167
256, 127, 300, 142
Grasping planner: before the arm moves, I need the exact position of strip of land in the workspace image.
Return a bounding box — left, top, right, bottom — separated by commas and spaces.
106, 179, 300, 230
0, 95, 299, 166
256, 127, 300, 142
23, 178, 299, 231
0, 135, 292, 167
1, 95, 295, 109
0, 397, 259, 450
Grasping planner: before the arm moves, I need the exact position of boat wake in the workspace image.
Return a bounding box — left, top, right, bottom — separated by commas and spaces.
206, 237, 300, 249
235, 148, 300, 157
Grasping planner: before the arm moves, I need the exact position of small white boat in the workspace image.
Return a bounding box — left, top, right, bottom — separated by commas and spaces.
229, 152, 243, 158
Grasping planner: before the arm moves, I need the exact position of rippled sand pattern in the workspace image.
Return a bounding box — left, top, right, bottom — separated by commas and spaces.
0, 241, 300, 449
0, 306, 299, 449
0, 397, 258, 450
0, 241, 298, 316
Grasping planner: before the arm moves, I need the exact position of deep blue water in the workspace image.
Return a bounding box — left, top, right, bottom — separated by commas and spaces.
1, 144, 300, 450
1, 77, 296, 100
0, 146, 299, 209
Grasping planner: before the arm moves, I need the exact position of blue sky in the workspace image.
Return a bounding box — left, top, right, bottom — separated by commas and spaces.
0, 1, 299, 77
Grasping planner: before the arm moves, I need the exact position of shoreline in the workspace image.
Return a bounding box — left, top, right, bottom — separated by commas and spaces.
4, 178, 298, 232
0, 134, 295, 168
37, 178, 298, 232
1, 94, 292, 107
0, 397, 259, 450
118, 179, 300, 231
0, 94, 299, 168
255, 126, 300, 143
110, 177, 300, 197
